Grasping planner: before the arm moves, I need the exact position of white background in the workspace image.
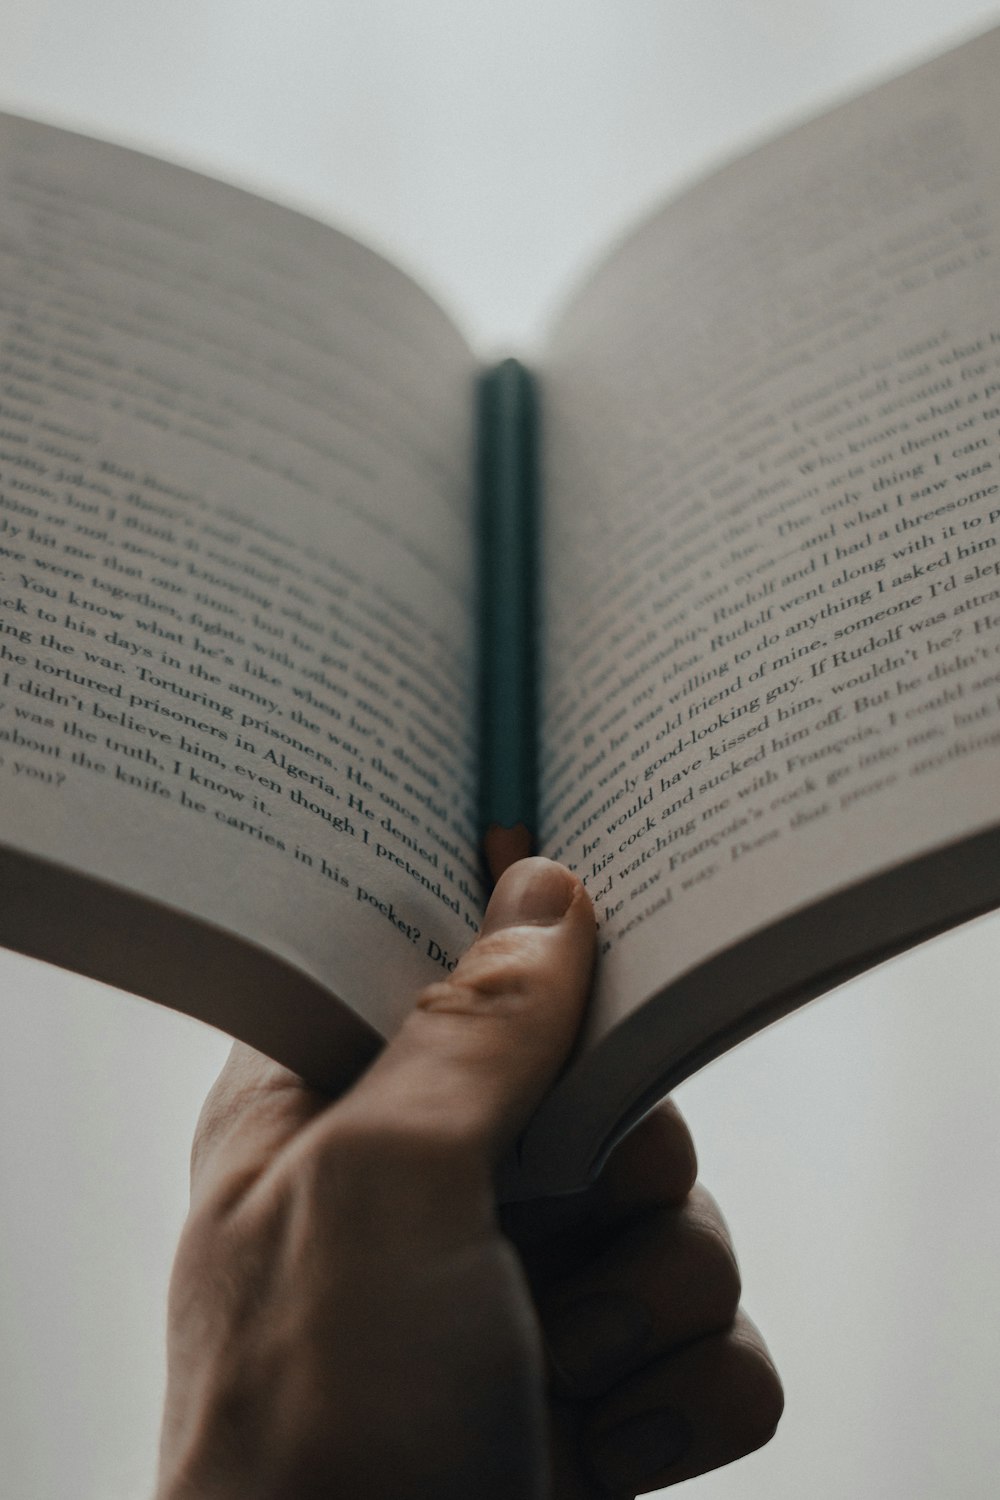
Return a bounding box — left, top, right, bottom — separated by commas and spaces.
1, 4, 999, 1497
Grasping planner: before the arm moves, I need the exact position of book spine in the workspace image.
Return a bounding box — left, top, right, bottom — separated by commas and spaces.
476, 358, 539, 882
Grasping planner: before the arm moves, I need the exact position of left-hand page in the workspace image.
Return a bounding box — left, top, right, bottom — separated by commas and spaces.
0, 115, 482, 1088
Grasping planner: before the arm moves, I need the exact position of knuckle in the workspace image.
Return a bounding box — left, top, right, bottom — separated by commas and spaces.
296, 1111, 486, 1224
676, 1199, 742, 1325
416, 942, 534, 1014
312, 1111, 448, 1176
633, 1101, 699, 1200
413, 976, 488, 1016
653, 1100, 699, 1195
598, 1099, 699, 1212
461, 933, 539, 995
725, 1326, 785, 1450
699, 1238, 742, 1327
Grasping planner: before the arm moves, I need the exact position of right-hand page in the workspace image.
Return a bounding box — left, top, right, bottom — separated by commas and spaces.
540, 27, 1000, 1062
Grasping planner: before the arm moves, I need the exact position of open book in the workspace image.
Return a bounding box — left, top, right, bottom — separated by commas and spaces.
1, 26, 999, 1196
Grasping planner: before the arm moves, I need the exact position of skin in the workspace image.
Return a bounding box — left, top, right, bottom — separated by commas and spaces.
156, 858, 783, 1499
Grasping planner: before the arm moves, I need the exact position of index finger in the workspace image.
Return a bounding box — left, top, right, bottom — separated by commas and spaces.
502, 1100, 698, 1282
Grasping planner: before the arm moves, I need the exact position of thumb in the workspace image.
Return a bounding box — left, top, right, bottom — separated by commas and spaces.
339, 858, 595, 1168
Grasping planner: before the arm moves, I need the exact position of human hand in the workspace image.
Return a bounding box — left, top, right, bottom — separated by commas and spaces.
156, 858, 782, 1499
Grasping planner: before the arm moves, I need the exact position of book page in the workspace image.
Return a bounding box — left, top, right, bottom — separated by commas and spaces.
531, 28, 1000, 1168
0, 117, 483, 1076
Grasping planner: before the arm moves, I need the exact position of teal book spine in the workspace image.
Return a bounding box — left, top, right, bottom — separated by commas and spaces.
476, 358, 539, 882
